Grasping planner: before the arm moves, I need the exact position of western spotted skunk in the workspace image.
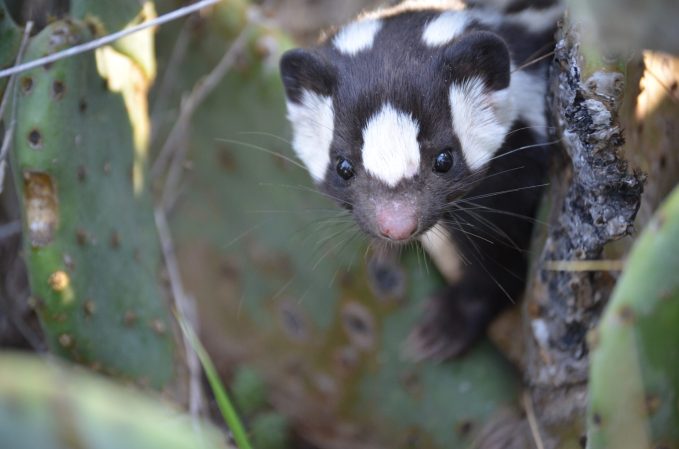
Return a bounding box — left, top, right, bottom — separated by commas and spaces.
279, 0, 562, 360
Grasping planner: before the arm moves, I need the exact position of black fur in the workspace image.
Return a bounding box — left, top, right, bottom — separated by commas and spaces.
442, 31, 511, 90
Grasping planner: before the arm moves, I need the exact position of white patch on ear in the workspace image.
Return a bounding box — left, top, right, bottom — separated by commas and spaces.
510, 69, 548, 136
422, 11, 470, 46
333, 19, 383, 55
286, 90, 334, 182
362, 103, 421, 187
506, 4, 564, 33
449, 77, 516, 169
419, 223, 463, 283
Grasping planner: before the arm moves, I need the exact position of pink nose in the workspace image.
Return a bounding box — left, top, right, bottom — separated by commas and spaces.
376, 203, 418, 241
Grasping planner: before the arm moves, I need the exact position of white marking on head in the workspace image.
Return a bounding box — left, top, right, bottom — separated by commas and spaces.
286, 90, 334, 182
362, 103, 421, 187
510, 69, 548, 137
449, 77, 516, 169
333, 19, 383, 55
505, 4, 564, 33
422, 11, 470, 46
360, 0, 465, 21
419, 223, 463, 282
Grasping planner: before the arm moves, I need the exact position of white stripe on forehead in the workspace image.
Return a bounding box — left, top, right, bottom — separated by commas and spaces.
286, 90, 334, 182
333, 19, 383, 55
422, 11, 471, 46
362, 103, 421, 187
449, 77, 515, 169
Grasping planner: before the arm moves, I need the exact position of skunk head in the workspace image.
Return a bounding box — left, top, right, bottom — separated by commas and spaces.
280, 12, 516, 242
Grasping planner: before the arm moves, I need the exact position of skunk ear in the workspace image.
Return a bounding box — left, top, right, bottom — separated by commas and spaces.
441, 31, 511, 91
280, 49, 336, 103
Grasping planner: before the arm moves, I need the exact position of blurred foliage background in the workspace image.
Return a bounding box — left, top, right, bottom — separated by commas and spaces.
0, 1, 678, 449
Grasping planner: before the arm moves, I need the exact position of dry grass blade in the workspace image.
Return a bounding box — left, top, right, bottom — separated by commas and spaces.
545, 260, 626, 272
177, 313, 254, 449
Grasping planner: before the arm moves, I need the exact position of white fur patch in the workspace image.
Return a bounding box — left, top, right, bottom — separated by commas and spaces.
333, 19, 383, 55
506, 4, 564, 33
510, 69, 548, 137
449, 77, 516, 169
420, 223, 463, 283
360, 0, 464, 21
362, 103, 421, 187
286, 90, 334, 182
422, 11, 470, 46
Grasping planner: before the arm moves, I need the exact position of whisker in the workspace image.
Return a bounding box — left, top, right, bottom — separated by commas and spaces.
216, 137, 307, 171
461, 183, 549, 203
483, 139, 562, 165
505, 124, 556, 137
452, 205, 523, 253
312, 228, 356, 270
512, 50, 555, 72
222, 222, 265, 250
335, 228, 363, 267
450, 215, 515, 304
344, 231, 368, 274
258, 182, 355, 207
312, 223, 356, 252
237, 130, 292, 145
449, 165, 527, 192
297, 286, 311, 305
272, 277, 295, 301
245, 208, 350, 215
455, 199, 548, 225
438, 220, 496, 245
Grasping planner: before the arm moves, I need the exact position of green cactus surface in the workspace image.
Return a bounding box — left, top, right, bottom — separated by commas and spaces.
8, 18, 181, 390
153, 3, 524, 447
0, 353, 230, 449
587, 185, 679, 449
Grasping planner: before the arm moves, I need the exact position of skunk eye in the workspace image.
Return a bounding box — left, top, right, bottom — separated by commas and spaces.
336, 157, 355, 180
433, 149, 454, 173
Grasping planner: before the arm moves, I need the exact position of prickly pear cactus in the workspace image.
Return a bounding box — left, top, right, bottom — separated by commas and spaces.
154, 2, 525, 447
0, 353, 230, 449
8, 17, 183, 390
587, 185, 679, 449
0, 2, 20, 94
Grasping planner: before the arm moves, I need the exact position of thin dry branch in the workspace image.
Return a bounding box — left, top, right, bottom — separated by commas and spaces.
0, 21, 34, 195
154, 208, 204, 418
523, 392, 546, 449
153, 26, 251, 208
0, 0, 221, 79
150, 18, 194, 146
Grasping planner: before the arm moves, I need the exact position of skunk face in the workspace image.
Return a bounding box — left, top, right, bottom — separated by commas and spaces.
278, 1, 559, 361
280, 6, 549, 242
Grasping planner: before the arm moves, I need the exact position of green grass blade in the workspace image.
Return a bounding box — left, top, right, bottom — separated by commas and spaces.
177, 314, 254, 449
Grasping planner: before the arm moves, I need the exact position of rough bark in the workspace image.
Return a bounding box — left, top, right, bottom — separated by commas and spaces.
523, 21, 644, 441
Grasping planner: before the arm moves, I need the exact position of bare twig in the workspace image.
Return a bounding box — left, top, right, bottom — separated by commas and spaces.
154, 26, 251, 208
523, 391, 546, 449
154, 208, 204, 418
0, 21, 34, 195
150, 19, 193, 146
0, 22, 34, 119
512, 50, 556, 73
0, 0, 221, 80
